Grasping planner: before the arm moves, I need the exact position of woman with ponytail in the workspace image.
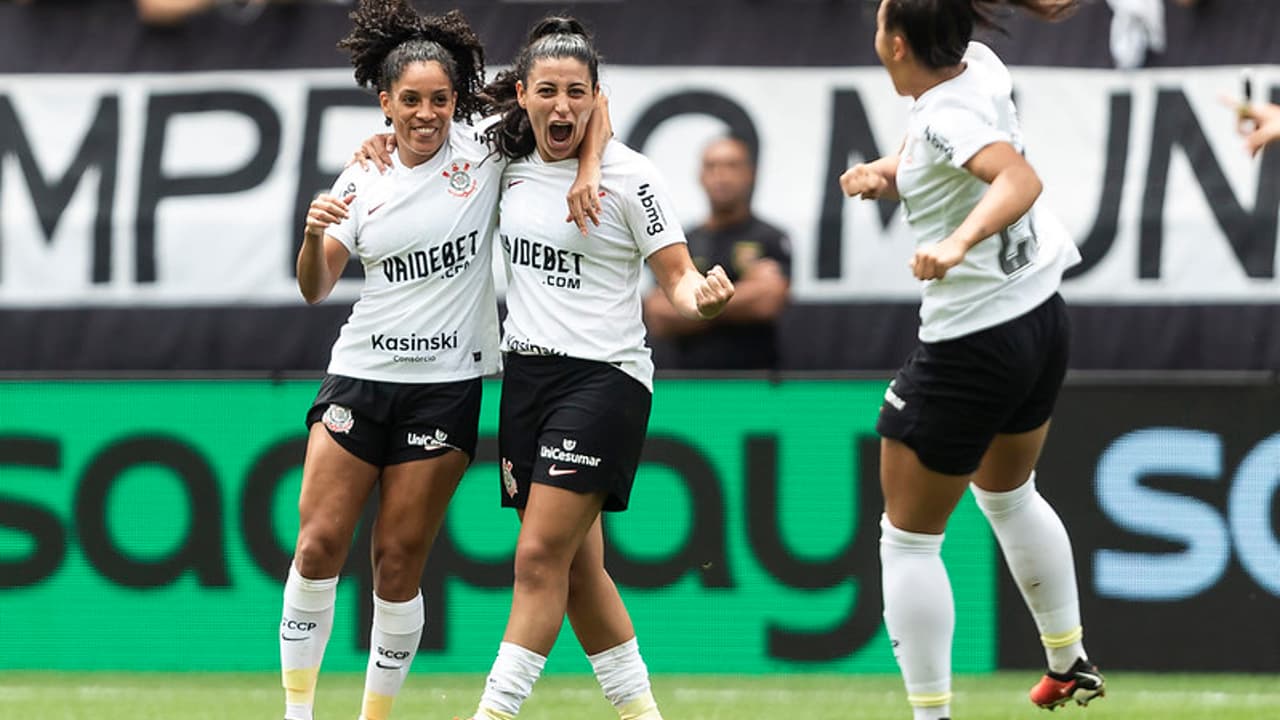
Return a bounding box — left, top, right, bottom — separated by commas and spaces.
281, 4, 607, 720
841, 1, 1102, 717
459, 16, 733, 720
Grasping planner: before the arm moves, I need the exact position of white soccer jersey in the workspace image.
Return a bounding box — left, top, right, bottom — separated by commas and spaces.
498, 140, 686, 391
896, 41, 1081, 342
321, 120, 502, 382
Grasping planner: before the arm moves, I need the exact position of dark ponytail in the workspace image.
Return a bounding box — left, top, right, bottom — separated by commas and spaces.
481, 16, 602, 160
883, 0, 1079, 69
338, 0, 487, 122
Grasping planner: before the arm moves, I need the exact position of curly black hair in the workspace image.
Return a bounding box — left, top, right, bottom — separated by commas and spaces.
481, 16, 601, 160
338, 0, 486, 122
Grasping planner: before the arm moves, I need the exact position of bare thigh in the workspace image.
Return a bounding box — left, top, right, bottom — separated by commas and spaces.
294, 423, 380, 578
880, 437, 971, 535
370, 449, 469, 601
972, 421, 1051, 493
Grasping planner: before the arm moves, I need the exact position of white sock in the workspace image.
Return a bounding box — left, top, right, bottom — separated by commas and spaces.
880, 515, 953, 720
359, 592, 425, 720
588, 638, 662, 719
280, 563, 338, 720
476, 641, 546, 718
971, 473, 1087, 673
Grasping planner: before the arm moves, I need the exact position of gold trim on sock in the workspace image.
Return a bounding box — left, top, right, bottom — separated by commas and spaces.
282, 667, 319, 705
619, 690, 662, 720
475, 707, 516, 720
907, 691, 953, 707
1041, 626, 1084, 649
361, 690, 395, 720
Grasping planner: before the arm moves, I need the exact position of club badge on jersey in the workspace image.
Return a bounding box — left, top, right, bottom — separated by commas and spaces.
444, 162, 477, 198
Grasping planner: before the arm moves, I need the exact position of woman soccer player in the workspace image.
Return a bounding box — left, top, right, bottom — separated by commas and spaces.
464, 17, 734, 720
281, 3, 605, 720
841, 1, 1103, 717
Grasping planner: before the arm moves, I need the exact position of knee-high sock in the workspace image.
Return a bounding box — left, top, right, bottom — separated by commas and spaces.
360, 592, 425, 720
972, 473, 1086, 672
589, 638, 662, 720
280, 563, 338, 720
880, 515, 953, 720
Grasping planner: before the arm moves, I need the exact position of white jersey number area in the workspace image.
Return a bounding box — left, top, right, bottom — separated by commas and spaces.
895, 42, 1080, 343
498, 140, 686, 392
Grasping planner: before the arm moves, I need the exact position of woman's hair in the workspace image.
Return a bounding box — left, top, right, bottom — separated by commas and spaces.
481, 16, 602, 160
883, 0, 1079, 69
337, 0, 486, 122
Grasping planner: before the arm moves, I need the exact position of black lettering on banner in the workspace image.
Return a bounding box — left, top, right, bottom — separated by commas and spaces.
294, 88, 369, 280
746, 434, 883, 661
1064, 92, 1131, 280
1141, 87, 1280, 279
604, 435, 733, 589
137, 91, 281, 283
76, 436, 230, 588
0, 94, 119, 284
0, 436, 66, 587
625, 90, 759, 164
240, 437, 308, 583
818, 89, 897, 280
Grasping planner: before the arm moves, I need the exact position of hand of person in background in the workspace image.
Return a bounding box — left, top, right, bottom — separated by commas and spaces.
1237, 102, 1280, 157
694, 265, 735, 319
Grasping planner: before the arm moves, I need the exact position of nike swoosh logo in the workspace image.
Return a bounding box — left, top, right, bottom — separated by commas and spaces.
507, 179, 524, 189
375, 661, 402, 670
280, 634, 307, 642
547, 464, 577, 477
367, 201, 387, 216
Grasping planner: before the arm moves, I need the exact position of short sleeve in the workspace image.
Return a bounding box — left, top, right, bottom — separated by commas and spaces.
622, 157, 686, 258
759, 223, 793, 279
925, 105, 1010, 170
322, 164, 366, 253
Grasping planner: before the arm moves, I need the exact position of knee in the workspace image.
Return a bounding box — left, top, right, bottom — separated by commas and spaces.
293, 529, 347, 577
372, 538, 428, 598
513, 536, 572, 593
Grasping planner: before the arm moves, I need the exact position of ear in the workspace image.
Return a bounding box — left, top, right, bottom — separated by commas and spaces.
892, 34, 908, 63
379, 90, 392, 118
516, 80, 527, 109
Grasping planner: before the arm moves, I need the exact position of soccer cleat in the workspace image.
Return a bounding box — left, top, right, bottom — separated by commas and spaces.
1030, 657, 1106, 710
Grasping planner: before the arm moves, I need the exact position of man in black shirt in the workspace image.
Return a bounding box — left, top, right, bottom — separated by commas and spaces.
643, 136, 791, 370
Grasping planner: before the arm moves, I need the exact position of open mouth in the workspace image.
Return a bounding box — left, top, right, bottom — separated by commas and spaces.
549, 122, 573, 143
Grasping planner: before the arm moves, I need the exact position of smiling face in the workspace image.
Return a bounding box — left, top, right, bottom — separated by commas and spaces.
379, 60, 456, 167
516, 56, 597, 162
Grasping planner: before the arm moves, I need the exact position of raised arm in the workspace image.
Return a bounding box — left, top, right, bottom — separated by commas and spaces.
297, 193, 354, 304
646, 244, 735, 321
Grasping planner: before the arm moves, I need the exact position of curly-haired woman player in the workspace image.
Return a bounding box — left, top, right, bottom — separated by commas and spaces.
842, 1, 1103, 717
278, 3, 606, 720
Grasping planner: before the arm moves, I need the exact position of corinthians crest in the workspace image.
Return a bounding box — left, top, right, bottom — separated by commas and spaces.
443, 162, 477, 198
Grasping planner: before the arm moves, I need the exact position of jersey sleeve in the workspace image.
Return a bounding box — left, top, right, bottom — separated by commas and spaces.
759, 223, 794, 279
925, 104, 1010, 170
622, 156, 687, 258
322, 164, 367, 253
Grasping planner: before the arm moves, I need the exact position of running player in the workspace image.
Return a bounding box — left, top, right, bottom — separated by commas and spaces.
840, 1, 1102, 717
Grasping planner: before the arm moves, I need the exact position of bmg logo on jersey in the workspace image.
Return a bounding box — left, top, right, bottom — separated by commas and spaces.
637, 183, 667, 236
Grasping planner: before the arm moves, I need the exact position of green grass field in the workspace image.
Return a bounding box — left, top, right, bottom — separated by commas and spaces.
2, 672, 1277, 720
